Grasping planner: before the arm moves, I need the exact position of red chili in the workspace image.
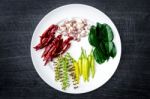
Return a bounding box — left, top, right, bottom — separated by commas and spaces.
41, 24, 55, 38
43, 45, 55, 61
44, 35, 54, 46
34, 25, 58, 50
53, 36, 73, 57
44, 41, 59, 65
50, 25, 58, 34
42, 35, 62, 64
40, 26, 58, 46
42, 35, 61, 57
34, 24, 74, 66
55, 39, 63, 53
34, 38, 48, 50
62, 36, 73, 46
53, 39, 63, 57
60, 43, 71, 55
44, 46, 56, 62
44, 50, 57, 65
42, 45, 52, 58
44, 51, 53, 65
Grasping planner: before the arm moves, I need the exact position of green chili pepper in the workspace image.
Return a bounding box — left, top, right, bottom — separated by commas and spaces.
78, 58, 82, 76
91, 53, 95, 78
87, 50, 93, 81
81, 48, 89, 81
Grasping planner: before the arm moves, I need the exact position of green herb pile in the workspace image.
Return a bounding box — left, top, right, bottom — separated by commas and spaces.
88, 22, 117, 64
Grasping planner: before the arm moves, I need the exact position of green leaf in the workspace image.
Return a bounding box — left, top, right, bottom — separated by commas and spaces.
103, 42, 113, 55
88, 26, 99, 47
110, 42, 117, 58
101, 24, 114, 42
93, 47, 105, 64
96, 22, 102, 41
89, 23, 117, 64
99, 42, 109, 60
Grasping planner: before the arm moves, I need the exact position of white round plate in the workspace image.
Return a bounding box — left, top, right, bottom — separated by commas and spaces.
31, 4, 121, 94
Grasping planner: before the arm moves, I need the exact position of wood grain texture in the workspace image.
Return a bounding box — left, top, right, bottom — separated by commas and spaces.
0, 0, 150, 98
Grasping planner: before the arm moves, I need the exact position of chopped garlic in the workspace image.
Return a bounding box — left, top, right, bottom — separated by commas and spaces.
58, 18, 90, 41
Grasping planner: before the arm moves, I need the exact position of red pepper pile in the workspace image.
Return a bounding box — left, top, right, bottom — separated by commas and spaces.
34, 24, 73, 65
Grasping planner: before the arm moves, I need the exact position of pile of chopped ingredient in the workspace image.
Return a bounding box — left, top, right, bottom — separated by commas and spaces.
34, 18, 90, 65
57, 18, 90, 42
54, 48, 95, 90
34, 24, 73, 65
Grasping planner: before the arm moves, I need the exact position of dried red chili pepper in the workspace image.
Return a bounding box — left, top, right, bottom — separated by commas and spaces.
53, 39, 63, 57
43, 45, 55, 61
60, 36, 73, 53
60, 43, 71, 55
44, 35, 54, 46
42, 35, 62, 65
63, 36, 73, 45
34, 38, 48, 50
50, 25, 58, 34
40, 24, 55, 38
44, 48, 55, 65
56, 39, 63, 52
44, 42, 59, 65
34, 24, 74, 65
42, 35, 62, 57
53, 36, 73, 57
41, 26, 58, 46
39, 25, 56, 44
34, 25, 58, 50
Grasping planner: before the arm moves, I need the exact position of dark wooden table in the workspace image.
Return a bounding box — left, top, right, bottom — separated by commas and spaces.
0, 0, 150, 99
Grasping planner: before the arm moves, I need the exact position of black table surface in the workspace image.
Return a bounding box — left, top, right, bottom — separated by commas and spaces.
0, 0, 150, 99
